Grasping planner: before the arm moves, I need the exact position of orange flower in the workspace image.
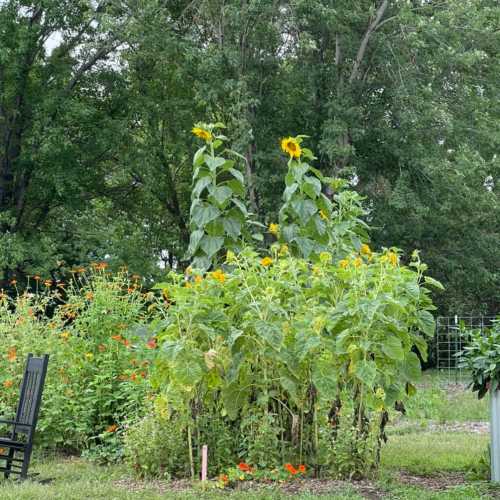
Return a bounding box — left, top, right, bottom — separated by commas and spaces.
0, 447, 5, 454
146, 338, 157, 349
298, 464, 306, 473
123, 339, 131, 347
106, 424, 118, 433
3, 380, 13, 389
7, 347, 17, 362
219, 474, 229, 484
284, 463, 298, 475
130, 373, 137, 381
194, 275, 203, 284
238, 462, 253, 472
210, 269, 225, 284
111, 335, 123, 342
85, 291, 94, 300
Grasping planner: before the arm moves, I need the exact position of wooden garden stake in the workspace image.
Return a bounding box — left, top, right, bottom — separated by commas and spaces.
201, 445, 208, 481
491, 389, 500, 481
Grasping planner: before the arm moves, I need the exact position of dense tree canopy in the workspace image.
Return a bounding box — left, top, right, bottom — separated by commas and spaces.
0, 0, 498, 315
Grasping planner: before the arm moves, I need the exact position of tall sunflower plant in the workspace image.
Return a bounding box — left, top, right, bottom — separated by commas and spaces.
187, 122, 263, 270
139, 124, 441, 480
276, 136, 369, 261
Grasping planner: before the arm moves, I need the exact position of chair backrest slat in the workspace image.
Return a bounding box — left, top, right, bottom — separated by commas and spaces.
12, 354, 49, 437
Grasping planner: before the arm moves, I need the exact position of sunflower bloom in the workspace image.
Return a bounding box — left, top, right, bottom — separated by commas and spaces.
192, 126, 213, 142
268, 223, 279, 236
388, 252, 398, 266
280, 137, 301, 158
360, 244, 372, 257
260, 257, 273, 267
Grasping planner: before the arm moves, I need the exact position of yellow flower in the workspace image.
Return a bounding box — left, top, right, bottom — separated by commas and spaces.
260, 257, 273, 267
278, 244, 289, 256
60, 331, 70, 341
388, 252, 398, 266
353, 257, 363, 268
339, 259, 349, 269
360, 244, 372, 257
192, 126, 212, 142
375, 387, 386, 400
185, 282, 192, 288
319, 209, 328, 220
210, 269, 226, 283
280, 137, 301, 158
85, 352, 94, 361
194, 275, 203, 284
185, 266, 192, 276
268, 223, 279, 236
226, 250, 236, 263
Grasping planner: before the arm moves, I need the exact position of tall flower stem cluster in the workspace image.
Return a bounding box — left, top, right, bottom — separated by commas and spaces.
142, 125, 441, 481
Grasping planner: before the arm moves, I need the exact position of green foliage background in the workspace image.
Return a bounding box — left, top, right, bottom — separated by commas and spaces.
1, 0, 498, 315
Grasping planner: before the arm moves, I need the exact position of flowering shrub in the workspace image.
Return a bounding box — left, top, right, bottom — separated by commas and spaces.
129, 125, 440, 480
0, 268, 151, 454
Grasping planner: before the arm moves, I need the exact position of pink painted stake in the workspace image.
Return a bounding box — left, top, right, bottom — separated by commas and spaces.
201, 445, 208, 481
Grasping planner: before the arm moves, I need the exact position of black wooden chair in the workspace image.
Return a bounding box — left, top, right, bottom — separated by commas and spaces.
0, 353, 49, 480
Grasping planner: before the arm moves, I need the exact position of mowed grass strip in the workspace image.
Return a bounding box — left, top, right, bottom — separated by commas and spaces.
381, 431, 488, 475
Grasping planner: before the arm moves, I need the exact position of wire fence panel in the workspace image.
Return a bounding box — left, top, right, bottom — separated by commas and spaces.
436, 315, 497, 383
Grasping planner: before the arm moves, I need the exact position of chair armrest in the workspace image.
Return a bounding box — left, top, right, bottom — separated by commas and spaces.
0, 419, 33, 427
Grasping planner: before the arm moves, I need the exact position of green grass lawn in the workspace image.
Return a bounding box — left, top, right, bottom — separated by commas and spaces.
1, 370, 497, 499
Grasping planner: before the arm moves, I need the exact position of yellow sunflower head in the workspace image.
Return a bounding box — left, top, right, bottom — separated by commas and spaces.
280, 137, 302, 159
192, 126, 213, 142
268, 223, 279, 236
260, 256, 273, 267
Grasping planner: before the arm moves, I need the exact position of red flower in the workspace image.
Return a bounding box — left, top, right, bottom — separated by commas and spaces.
146, 338, 157, 349
298, 464, 306, 473
238, 462, 253, 472
285, 463, 298, 475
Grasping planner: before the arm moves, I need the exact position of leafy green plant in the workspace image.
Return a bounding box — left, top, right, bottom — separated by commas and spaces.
458, 319, 500, 399
187, 122, 261, 270
123, 409, 189, 479
277, 135, 368, 261
140, 129, 440, 480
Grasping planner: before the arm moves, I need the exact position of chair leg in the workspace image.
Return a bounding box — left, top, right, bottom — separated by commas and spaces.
20, 445, 32, 480
4, 447, 15, 479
